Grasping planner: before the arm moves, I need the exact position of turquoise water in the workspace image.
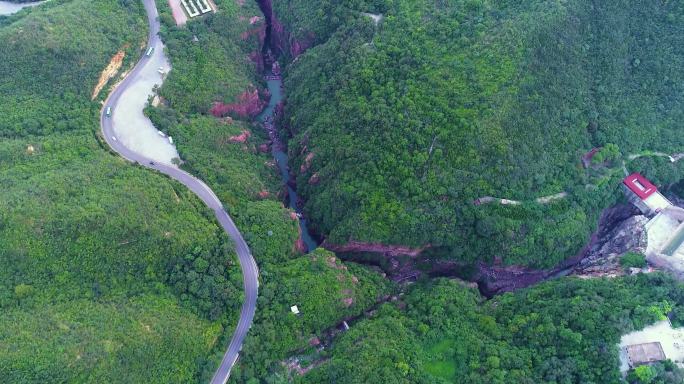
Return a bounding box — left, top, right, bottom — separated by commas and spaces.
259, 75, 318, 252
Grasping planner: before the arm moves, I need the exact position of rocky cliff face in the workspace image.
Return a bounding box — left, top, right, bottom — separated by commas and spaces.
271, 19, 316, 59
572, 214, 648, 277
337, 203, 646, 295
322, 240, 429, 258
255, 0, 315, 60
209, 86, 267, 119
474, 204, 644, 294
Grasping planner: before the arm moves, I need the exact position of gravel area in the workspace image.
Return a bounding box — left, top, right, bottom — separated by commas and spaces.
111, 39, 180, 165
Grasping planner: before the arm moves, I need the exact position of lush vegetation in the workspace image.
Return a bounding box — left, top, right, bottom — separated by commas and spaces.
299, 274, 684, 384
151, 2, 395, 382
231, 249, 391, 382
0, 0, 144, 137
151, 0, 288, 230
6, 1, 684, 383
275, 0, 684, 268
626, 361, 684, 384
0, 296, 222, 383
0, 0, 247, 381
156, 0, 261, 115
621, 252, 648, 270
2, 0, 393, 381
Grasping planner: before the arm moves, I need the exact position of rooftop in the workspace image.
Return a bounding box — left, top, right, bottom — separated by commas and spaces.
624, 173, 657, 200
624, 342, 666, 367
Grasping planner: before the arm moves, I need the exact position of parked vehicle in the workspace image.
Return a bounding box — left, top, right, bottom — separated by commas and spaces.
168, 136, 173, 144
146, 47, 154, 56
105, 106, 112, 117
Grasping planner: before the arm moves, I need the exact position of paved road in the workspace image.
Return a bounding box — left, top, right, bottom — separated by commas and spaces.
100, 1, 258, 383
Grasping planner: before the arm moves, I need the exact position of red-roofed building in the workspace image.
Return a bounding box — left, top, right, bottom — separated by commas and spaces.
622, 173, 672, 215
623, 173, 657, 200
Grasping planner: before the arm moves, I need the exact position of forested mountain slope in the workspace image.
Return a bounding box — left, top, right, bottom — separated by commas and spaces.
277, 0, 684, 267
0, 0, 392, 381
145, 2, 394, 381
0, 1, 245, 381
300, 275, 684, 384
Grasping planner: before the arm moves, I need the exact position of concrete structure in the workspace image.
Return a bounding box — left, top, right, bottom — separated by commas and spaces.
620, 173, 684, 276
180, 0, 212, 17
168, 0, 214, 25
624, 342, 666, 368
622, 173, 672, 216
645, 206, 684, 277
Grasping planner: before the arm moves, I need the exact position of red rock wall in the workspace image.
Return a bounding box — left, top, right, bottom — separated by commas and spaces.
322, 240, 429, 258
209, 86, 266, 119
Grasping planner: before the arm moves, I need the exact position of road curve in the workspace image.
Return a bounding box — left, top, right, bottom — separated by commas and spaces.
100, 1, 258, 383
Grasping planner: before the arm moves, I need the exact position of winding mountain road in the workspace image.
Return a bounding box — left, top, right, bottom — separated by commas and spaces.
100, 1, 258, 383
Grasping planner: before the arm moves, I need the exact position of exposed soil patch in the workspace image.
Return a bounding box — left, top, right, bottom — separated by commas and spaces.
92, 49, 126, 100
361, 12, 383, 25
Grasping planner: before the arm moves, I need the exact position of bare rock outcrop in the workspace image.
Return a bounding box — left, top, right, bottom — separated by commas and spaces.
572, 214, 648, 277
300, 152, 314, 173
210, 86, 266, 119
476, 204, 642, 294
322, 240, 429, 257
228, 129, 251, 143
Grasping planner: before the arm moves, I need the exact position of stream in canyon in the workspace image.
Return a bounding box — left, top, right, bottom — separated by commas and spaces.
251, 0, 643, 294
258, 75, 318, 252
254, 1, 319, 253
